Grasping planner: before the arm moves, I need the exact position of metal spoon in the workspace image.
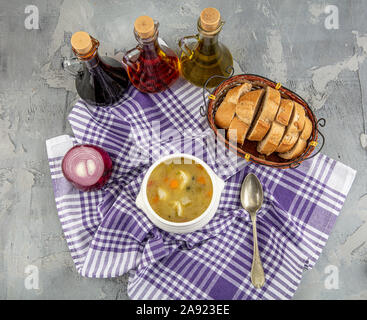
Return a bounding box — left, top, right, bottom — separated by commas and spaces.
240, 173, 265, 288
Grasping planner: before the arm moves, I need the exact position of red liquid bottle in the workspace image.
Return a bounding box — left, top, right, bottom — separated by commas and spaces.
123, 16, 180, 93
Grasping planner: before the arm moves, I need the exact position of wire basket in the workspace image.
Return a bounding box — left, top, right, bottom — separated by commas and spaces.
201, 67, 325, 169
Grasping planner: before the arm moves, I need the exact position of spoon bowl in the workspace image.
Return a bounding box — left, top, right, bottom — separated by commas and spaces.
240, 173, 265, 289
241, 174, 264, 213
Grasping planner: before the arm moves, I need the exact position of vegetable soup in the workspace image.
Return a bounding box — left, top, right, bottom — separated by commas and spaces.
147, 158, 213, 222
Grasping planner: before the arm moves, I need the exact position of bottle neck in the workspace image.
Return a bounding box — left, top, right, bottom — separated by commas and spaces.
198, 32, 220, 55
73, 37, 103, 72
134, 24, 161, 60
83, 51, 101, 71
140, 38, 160, 59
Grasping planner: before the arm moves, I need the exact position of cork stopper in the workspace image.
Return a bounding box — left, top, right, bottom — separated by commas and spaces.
200, 7, 221, 32
71, 31, 93, 55
134, 16, 155, 39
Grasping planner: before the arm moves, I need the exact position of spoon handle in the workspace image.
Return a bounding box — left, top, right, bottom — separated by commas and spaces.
250, 214, 265, 288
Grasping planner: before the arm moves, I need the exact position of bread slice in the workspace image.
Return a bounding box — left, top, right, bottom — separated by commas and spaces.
300, 116, 312, 141
214, 83, 252, 129
214, 101, 236, 129
227, 116, 249, 145
275, 102, 306, 153
257, 122, 285, 156
278, 116, 312, 159
278, 139, 307, 160
256, 99, 294, 156
224, 82, 252, 104
247, 86, 281, 141
275, 99, 294, 126
236, 89, 265, 126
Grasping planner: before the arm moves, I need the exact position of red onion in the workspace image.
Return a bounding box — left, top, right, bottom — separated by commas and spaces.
62, 145, 113, 191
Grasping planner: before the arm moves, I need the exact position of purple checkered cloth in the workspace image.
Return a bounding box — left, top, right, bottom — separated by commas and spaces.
46, 78, 356, 300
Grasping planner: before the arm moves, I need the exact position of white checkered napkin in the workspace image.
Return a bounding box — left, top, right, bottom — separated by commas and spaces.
47, 78, 356, 299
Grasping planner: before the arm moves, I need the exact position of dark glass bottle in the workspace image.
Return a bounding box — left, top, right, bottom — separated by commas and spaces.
70, 31, 129, 106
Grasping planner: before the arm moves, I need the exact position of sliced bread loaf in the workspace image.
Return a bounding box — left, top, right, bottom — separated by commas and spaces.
275, 102, 306, 153
227, 116, 249, 145
247, 86, 281, 141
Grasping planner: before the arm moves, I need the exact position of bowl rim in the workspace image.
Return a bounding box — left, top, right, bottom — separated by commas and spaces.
141, 153, 219, 227
206, 74, 320, 168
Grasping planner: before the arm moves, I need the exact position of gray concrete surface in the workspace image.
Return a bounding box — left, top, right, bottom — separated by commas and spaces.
0, 0, 366, 299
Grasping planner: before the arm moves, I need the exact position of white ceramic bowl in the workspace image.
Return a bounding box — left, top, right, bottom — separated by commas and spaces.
135, 153, 225, 234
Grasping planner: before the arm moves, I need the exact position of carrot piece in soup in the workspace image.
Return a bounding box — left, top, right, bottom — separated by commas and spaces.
170, 179, 179, 189
152, 195, 159, 203
197, 176, 206, 185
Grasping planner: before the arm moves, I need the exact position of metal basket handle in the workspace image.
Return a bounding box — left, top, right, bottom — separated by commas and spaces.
200, 66, 235, 117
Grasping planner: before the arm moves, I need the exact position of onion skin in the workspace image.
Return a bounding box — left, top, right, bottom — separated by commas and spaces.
61, 145, 113, 192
